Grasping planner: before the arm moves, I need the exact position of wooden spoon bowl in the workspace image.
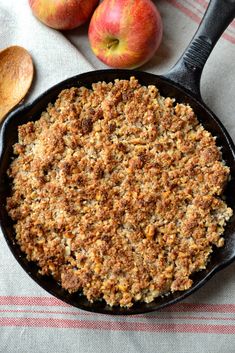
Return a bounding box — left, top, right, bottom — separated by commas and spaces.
0, 46, 34, 122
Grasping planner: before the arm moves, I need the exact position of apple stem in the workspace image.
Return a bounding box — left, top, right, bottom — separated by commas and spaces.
106, 38, 119, 50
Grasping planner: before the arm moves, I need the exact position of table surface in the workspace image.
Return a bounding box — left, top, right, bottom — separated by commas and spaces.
0, 1, 235, 352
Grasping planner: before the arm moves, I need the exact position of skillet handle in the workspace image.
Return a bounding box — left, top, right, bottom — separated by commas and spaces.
164, 0, 235, 99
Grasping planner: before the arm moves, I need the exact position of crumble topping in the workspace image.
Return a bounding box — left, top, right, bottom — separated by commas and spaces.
6, 77, 232, 307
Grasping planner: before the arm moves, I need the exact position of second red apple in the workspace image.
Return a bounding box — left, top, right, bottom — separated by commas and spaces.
29, 0, 99, 30
88, 0, 163, 69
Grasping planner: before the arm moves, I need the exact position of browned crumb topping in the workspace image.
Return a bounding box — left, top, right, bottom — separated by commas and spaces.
6, 77, 232, 307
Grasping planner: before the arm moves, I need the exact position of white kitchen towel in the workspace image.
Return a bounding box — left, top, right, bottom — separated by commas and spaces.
0, 0, 93, 102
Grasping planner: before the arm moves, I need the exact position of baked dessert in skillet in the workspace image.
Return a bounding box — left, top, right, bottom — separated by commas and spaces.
6, 77, 232, 307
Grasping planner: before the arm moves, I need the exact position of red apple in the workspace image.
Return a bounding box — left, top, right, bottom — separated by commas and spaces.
28, 0, 99, 30
88, 0, 163, 69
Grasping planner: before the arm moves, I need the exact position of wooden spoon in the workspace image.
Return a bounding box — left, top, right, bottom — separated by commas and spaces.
0, 46, 34, 122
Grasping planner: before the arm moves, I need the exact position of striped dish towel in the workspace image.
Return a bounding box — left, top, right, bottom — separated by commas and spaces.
165, 0, 235, 43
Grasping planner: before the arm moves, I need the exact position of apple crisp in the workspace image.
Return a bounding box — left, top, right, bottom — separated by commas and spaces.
6, 77, 232, 307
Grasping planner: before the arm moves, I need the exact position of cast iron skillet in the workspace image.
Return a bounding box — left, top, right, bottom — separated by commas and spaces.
0, 0, 235, 315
